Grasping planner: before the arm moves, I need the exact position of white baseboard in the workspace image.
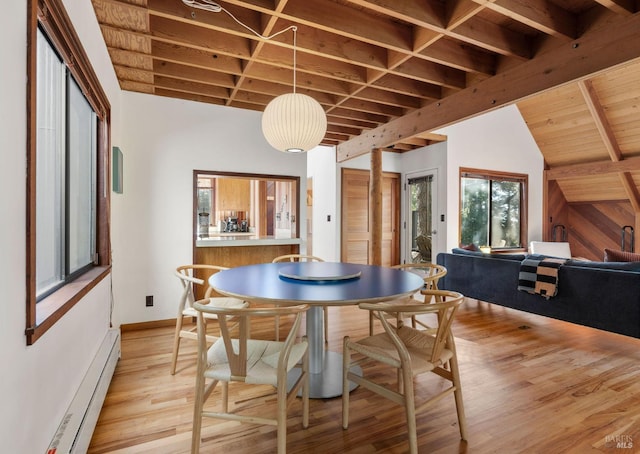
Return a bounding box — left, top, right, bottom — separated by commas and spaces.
48, 328, 121, 454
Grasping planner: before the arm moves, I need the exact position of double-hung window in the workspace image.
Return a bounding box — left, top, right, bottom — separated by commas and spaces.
459, 168, 528, 249
27, 0, 111, 344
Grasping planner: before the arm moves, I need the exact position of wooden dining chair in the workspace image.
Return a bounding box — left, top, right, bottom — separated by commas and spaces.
369, 263, 447, 335
171, 264, 248, 375
272, 254, 329, 343
343, 289, 467, 454
191, 300, 310, 454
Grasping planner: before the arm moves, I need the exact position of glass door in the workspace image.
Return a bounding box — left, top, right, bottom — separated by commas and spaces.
407, 173, 436, 263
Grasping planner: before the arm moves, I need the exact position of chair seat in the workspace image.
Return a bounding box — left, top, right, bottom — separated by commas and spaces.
182, 297, 247, 318
206, 338, 309, 386
349, 326, 453, 374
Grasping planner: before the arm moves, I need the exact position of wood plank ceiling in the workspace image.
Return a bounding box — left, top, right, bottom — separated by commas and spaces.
518, 60, 640, 206
90, 0, 640, 162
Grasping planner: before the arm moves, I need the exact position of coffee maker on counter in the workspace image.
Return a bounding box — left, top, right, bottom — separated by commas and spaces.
220, 212, 249, 232
226, 216, 239, 232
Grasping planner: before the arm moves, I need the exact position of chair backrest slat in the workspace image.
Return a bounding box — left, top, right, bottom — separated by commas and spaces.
272, 254, 324, 263
391, 263, 447, 292
176, 264, 230, 310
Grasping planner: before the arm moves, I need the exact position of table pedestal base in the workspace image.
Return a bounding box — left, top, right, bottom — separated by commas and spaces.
288, 351, 362, 399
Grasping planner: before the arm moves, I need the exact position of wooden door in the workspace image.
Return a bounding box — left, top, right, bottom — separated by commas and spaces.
341, 168, 400, 265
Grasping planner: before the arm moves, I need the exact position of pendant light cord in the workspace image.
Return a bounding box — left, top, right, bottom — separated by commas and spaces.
182, 0, 298, 92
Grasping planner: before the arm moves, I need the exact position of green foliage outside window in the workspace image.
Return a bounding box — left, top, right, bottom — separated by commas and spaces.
460, 171, 525, 249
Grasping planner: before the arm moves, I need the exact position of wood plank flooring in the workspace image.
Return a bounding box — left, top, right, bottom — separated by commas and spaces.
89, 299, 640, 453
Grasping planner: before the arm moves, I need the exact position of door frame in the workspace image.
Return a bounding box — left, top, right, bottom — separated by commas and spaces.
403, 169, 439, 264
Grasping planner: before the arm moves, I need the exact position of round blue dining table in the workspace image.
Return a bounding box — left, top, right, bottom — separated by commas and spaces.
209, 262, 424, 398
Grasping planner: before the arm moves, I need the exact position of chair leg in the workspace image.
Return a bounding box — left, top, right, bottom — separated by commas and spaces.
449, 356, 468, 440
221, 381, 229, 413
402, 368, 418, 454
170, 316, 184, 375
277, 384, 287, 454
369, 312, 374, 336
191, 372, 205, 454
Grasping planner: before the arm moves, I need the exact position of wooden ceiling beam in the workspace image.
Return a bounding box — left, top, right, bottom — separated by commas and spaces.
478, 0, 577, 39
419, 38, 496, 75
346, 0, 531, 59
546, 155, 640, 180
592, 0, 636, 15
447, 15, 531, 59
337, 12, 640, 162
372, 74, 442, 100
353, 87, 422, 110
578, 80, 623, 162
153, 61, 236, 87
390, 58, 467, 89
283, 0, 413, 52
326, 115, 377, 130
345, 0, 446, 30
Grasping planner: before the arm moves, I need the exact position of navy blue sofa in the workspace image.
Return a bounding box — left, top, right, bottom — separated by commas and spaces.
436, 250, 640, 339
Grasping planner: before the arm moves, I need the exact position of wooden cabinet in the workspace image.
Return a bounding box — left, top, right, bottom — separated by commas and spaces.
216, 178, 250, 212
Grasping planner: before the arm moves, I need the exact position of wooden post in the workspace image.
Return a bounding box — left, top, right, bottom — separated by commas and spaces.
370, 148, 382, 265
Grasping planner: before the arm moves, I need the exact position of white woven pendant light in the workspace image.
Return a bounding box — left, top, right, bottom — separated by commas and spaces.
182, 1, 327, 153
262, 93, 327, 153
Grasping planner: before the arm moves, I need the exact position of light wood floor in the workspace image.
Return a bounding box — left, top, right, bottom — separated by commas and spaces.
89, 299, 640, 453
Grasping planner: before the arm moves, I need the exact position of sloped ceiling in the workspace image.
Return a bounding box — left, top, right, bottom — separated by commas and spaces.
88, 0, 640, 161
518, 60, 640, 208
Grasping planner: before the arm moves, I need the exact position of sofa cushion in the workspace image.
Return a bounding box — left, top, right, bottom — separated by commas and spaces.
567, 259, 640, 271
451, 248, 526, 261
452, 247, 483, 257
604, 248, 640, 262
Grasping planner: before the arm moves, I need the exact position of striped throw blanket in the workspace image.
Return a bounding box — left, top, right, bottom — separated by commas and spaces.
517, 254, 567, 299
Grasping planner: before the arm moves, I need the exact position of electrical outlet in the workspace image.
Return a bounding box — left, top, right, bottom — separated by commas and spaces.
145, 295, 153, 307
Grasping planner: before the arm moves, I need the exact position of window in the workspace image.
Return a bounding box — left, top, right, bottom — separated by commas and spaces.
459, 168, 527, 249
36, 29, 97, 298
26, 0, 111, 344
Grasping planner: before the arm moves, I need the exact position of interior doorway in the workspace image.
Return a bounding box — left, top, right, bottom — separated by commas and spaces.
340, 168, 400, 266
406, 171, 437, 263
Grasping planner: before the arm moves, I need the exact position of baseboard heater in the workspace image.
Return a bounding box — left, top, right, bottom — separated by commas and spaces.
48, 328, 121, 454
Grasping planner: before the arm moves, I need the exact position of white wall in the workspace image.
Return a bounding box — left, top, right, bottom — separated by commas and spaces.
0, 0, 121, 452
437, 104, 544, 252
307, 146, 339, 261
111, 92, 308, 326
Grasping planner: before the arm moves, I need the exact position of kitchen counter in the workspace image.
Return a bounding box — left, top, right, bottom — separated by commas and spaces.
193, 236, 302, 297
196, 235, 302, 247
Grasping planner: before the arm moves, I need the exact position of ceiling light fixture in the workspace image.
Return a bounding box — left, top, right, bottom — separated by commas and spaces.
182, 0, 327, 153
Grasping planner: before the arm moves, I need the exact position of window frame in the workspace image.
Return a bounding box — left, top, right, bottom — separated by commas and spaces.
458, 167, 528, 250
26, 0, 111, 345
